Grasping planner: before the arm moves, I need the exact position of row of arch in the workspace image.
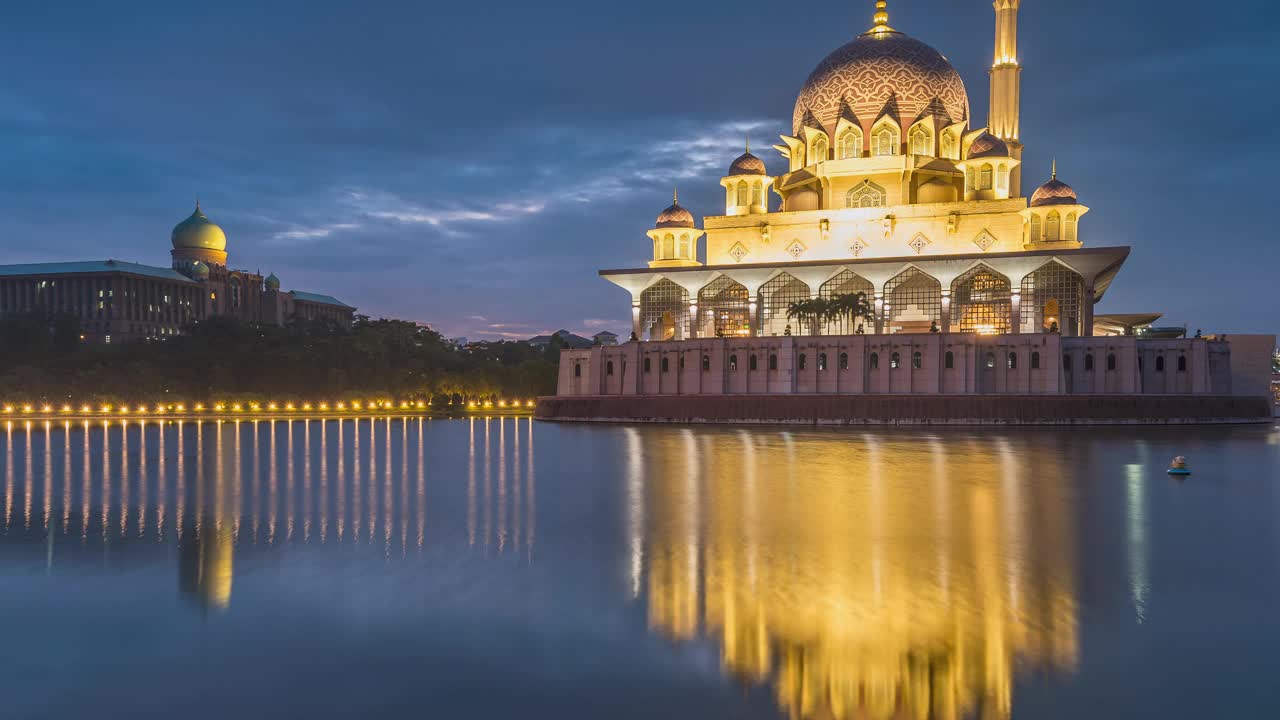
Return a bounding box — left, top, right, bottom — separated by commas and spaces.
807, 122, 962, 166
1029, 211, 1079, 243
638, 261, 1086, 340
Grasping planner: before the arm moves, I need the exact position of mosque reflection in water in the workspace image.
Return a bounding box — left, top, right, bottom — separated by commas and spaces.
625, 428, 1080, 720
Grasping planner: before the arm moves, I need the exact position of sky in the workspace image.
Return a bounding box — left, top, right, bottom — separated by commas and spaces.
1, 0, 1277, 341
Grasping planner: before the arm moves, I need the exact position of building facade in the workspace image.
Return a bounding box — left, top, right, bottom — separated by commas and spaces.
0, 203, 353, 343
555, 1, 1275, 409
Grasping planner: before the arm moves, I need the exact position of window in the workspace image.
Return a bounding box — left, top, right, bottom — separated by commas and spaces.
799, 353, 807, 370
838, 128, 861, 159
606, 361, 614, 376
1178, 355, 1187, 372
736, 181, 748, 206
729, 354, 738, 372
945, 351, 954, 369
1085, 353, 1094, 371
965, 166, 976, 191
873, 125, 898, 156
1030, 214, 1042, 243
979, 164, 994, 191
1155, 355, 1165, 373
810, 136, 828, 165
751, 182, 763, 206
870, 352, 879, 370
679, 354, 686, 370
1065, 213, 1078, 242
1046, 212, 1061, 242
574, 363, 582, 377
1008, 352, 1018, 370
750, 355, 758, 371
769, 354, 778, 370
891, 352, 901, 369
839, 352, 849, 370
644, 358, 651, 373
985, 352, 996, 369
912, 351, 922, 369
1031, 351, 1040, 369
1063, 354, 1073, 371
909, 126, 930, 155
1107, 353, 1116, 371
661, 357, 669, 373
230, 277, 242, 308
818, 353, 827, 371
997, 164, 1009, 190
846, 180, 887, 209
662, 233, 675, 258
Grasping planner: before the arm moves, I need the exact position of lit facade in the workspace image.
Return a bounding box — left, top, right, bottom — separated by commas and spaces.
0, 203, 354, 342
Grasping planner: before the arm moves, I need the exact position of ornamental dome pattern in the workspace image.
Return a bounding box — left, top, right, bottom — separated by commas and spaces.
265, 272, 281, 290
728, 151, 767, 176
171, 203, 227, 252
966, 131, 1009, 159
656, 201, 695, 229
792, 31, 969, 136
1030, 178, 1079, 207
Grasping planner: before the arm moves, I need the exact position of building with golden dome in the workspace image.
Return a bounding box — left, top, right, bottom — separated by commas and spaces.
550, 1, 1275, 412
0, 202, 354, 343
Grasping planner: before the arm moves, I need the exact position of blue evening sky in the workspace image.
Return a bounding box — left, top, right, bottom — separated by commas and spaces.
1, 1, 1276, 340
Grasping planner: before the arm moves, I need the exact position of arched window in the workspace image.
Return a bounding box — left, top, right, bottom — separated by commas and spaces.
945, 351, 954, 369
229, 277, 242, 308
1085, 353, 1094, 371
679, 354, 686, 370
912, 351, 923, 369
736, 181, 748, 206
661, 357, 669, 373
1046, 212, 1061, 242
811, 136, 828, 164
643, 357, 652, 373
1178, 355, 1187, 372
750, 355, 758, 371
1065, 213, 1078, 242
997, 164, 1009, 190
979, 164, 994, 191
941, 130, 955, 158
846, 180, 887, 209
606, 361, 614, 376
799, 353, 807, 370
1031, 351, 1040, 369
891, 352, 901, 369
677, 236, 690, 259
839, 352, 849, 370
1030, 214, 1042, 243
1106, 353, 1116, 371
870, 352, 880, 370
574, 363, 582, 377
751, 182, 763, 206
818, 353, 828, 371
909, 126, 930, 155
1155, 355, 1165, 373
662, 233, 675, 258
838, 128, 861, 159
1064, 354, 1073, 371
965, 166, 976, 191
769, 354, 778, 370
702, 355, 710, 371
985, 352, 996, 369
729, 354, 738, 371
873, 125, 898, 156
1008, 352, 1018, 369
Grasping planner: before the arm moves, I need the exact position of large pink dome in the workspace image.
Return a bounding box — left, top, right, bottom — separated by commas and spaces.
792, 31, 969, 136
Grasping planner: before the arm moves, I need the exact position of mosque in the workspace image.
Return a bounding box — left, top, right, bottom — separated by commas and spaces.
0, 202, 354, 343
548, 0, 1275, 417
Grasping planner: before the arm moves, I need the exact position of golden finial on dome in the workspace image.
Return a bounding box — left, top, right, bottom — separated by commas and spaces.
673, 186, 679, 204
745, 132, 750, 154
1052, 157, 1057, 180
868, 0, 894, 34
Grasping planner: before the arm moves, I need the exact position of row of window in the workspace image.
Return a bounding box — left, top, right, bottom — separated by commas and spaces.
1029, 212, 1079, 243
966, 164, 1010, 192
812, 125, 956, 164
581, 351, 1192, 378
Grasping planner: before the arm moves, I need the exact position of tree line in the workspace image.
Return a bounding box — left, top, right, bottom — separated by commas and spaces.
0, 310, 561, 406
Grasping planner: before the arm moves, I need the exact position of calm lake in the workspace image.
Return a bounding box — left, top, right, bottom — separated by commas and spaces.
0, 417, 1277, 719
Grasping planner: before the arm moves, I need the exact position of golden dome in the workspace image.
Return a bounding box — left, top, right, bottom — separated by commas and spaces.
967, 131, 1010, 159
792, 9, 968, 136
1031, 162, 1079, 207
729, 150, 767, 176
171, 202, 227, 252
656, 190, 695, 229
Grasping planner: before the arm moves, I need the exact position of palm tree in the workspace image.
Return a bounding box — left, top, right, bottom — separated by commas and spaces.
787, 298, 828, 336
826, 292, 872, 334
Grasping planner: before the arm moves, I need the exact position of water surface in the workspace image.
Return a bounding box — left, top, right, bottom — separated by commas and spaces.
1, 417, 1277, 719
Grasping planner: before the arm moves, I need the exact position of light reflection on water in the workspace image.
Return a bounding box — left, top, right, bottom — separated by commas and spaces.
0, 419, 1277, 719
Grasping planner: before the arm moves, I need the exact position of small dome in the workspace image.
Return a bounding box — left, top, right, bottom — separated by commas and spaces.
1030, 174, 1079, 207
191, 261, 210, 280
786, 188, 821, 212
966, 132, 1009, 160
171, 202, 227, 252
729, 151, 766, 176
656, 193, 695, 229
265, 273, 280, 290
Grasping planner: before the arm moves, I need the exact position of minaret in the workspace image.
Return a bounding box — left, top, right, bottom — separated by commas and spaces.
989, 0, 1023, 196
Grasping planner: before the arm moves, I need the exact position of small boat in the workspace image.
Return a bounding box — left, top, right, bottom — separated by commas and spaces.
1167, 456, 1191, 476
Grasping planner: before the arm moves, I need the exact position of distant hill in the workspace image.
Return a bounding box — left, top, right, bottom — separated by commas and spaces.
527, 329, 593, 349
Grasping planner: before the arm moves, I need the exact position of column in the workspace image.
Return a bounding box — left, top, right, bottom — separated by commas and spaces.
1009, 290, 1021, 335
873, 292, 885, 335
630, 298, 642, 341
750, 293, 760, 337
1082, 285, 1095, 337
940, 290, 952, 334
688, 303, 698, 339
